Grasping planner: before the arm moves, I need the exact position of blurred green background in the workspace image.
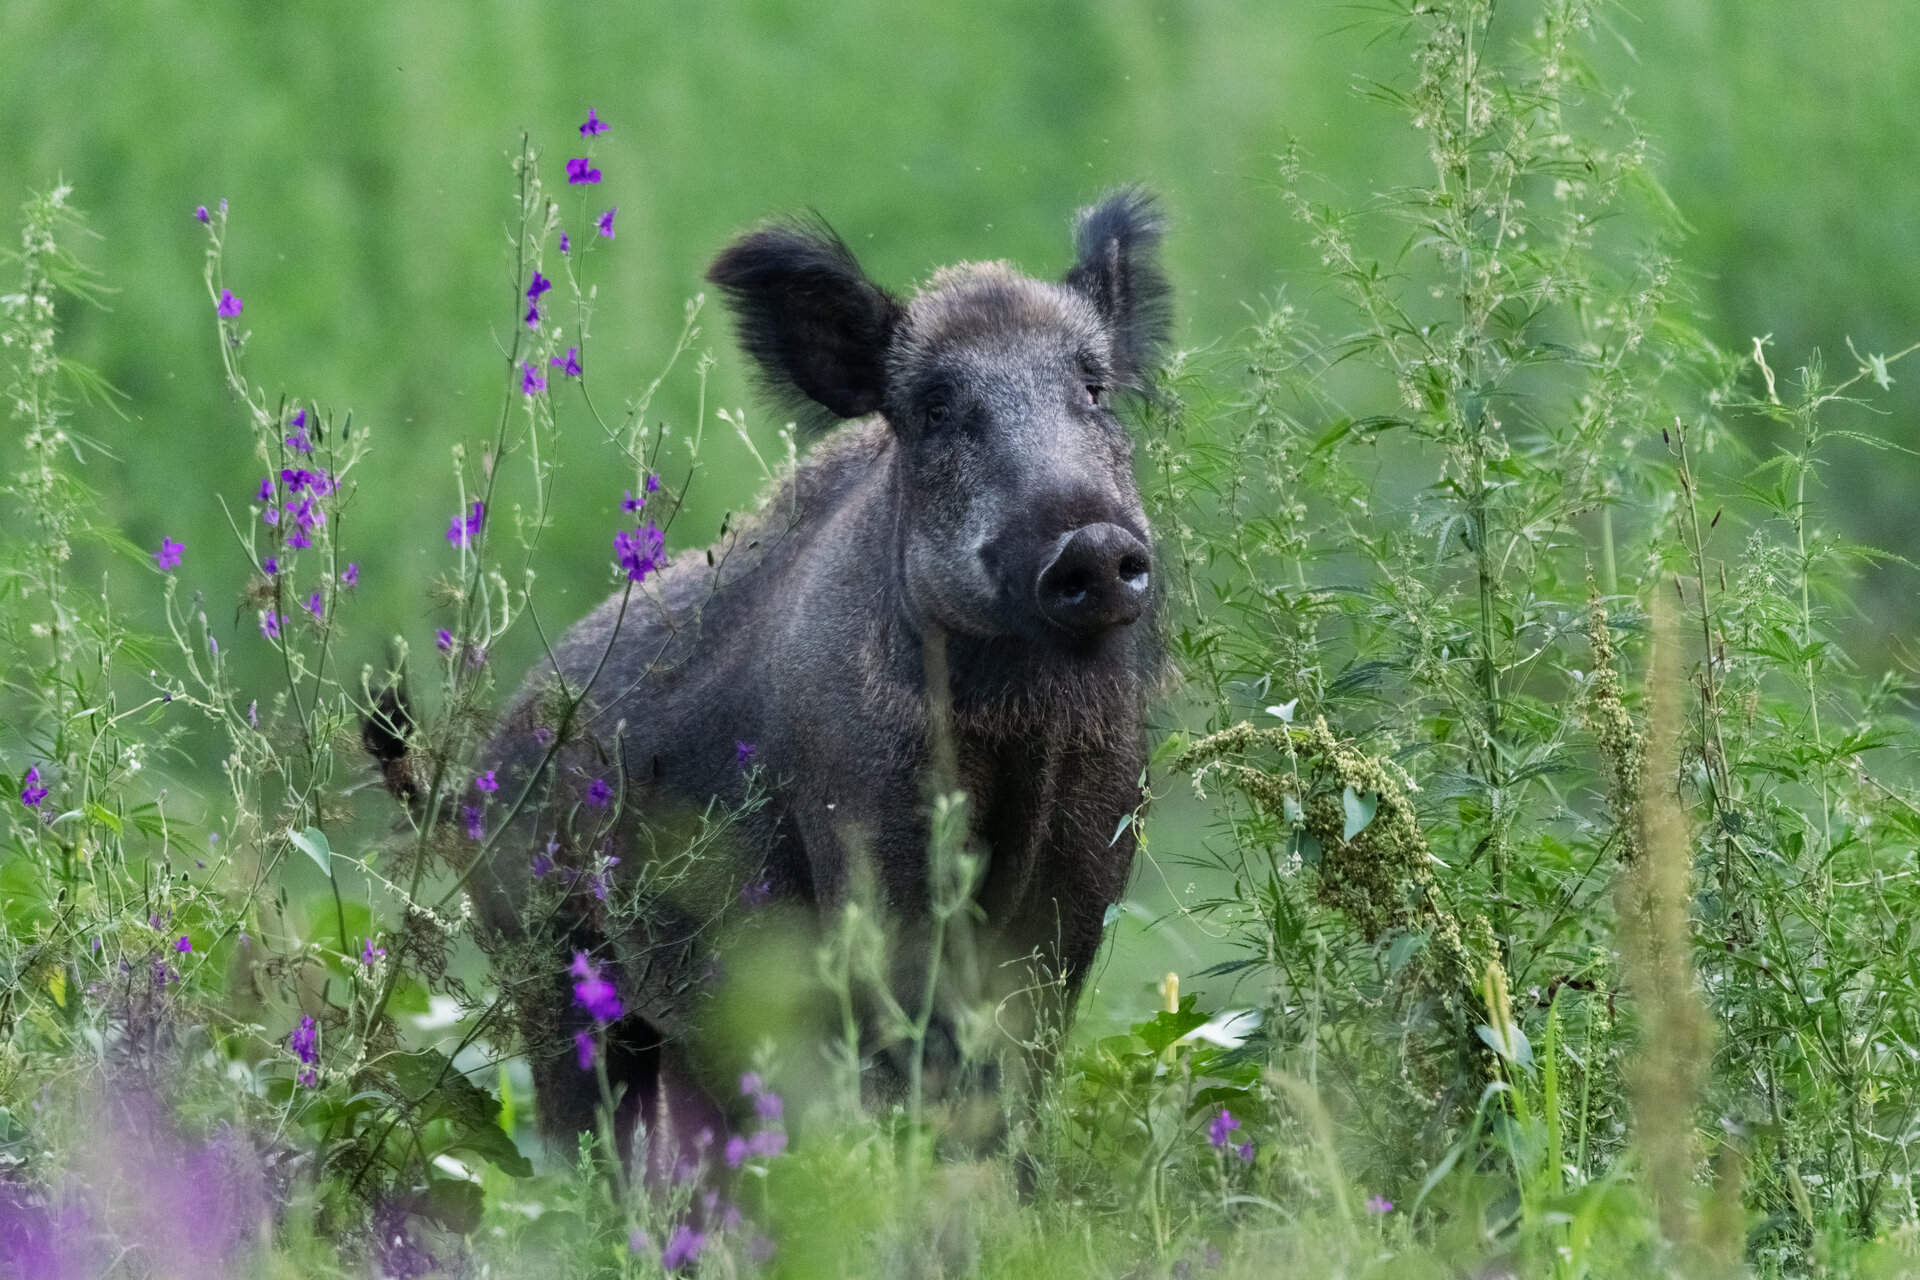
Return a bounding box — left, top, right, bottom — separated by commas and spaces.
4, 0, 1917, 1026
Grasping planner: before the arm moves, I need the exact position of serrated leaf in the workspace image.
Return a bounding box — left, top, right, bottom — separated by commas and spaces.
289, 826, 331, 876
1341, 786, 1378, 841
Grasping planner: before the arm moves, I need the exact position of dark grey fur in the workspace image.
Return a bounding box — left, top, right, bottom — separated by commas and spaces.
467, 189, 1170, 1172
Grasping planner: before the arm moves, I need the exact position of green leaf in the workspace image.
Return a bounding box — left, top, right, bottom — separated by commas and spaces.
1134, 995, 1210, 1053
85, 803, 122, 836
1341, 786, 1378, 841
289, 826, 331, 876
417, 1177, 484, 1234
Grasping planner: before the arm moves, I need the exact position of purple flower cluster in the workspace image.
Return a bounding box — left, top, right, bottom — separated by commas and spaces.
659, 1223, 704, 1271
725, 1072, 789, 1167
580, 107, 608, 137
447, 500, 485, 549
474, 769, 499, 794
597, 206, 617, 239
586, 777, 611, 806
1206, 1107, 1255, 1163
735, 740, 757, 767
152, 537, 184, 571
285, 409, 313, 453
525, 270, 552, 329
550, 346, 582, 378
520, 361, 547, 395
259, 611, 284, 641
614, 520, 665, 583
360, 937, 386, 967
289, 1015, 318, 1087
570, 951, 624, 1069
217, 289, 242, 319
565, 157, 602, 186
19, 766, 48, 808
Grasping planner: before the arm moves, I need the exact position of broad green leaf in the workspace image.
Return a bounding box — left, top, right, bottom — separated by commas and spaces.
290, 826, 331, 876
1341, 786, 1378, 841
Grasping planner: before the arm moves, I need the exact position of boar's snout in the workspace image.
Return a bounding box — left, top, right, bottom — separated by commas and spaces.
1034, 523, 1151, 638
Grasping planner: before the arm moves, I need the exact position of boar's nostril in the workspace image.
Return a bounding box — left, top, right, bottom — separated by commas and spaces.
1036, 523, 1151, 639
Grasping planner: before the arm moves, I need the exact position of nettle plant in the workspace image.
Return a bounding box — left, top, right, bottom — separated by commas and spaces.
0, 117, 805, 1273
1120, 0, 1920, 1271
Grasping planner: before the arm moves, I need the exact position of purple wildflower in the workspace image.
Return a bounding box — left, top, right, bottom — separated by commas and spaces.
533, 725, 555, 745
262, 505, 279, 526
570, 952, 624, 1023
436, 628, 454, 652
467, 644, 488, 668
1207, 1108, 1241, 1149
660, 1224, 705, 1271
596, 206, 617, 238
647, 473, 661, 493
194, 205, 210, 223
175, 936, 192, 954
589, 857, 617, 901
262, 556, 279, 576
524, 302, 540, 329
303, 591, 323, 620
736, 740, 757, 767
447, 500, 485, 548
285, 411, 313, 453
565, 157, 602, 185
1234, 1139, 1255, 1163
259, 611, 282, 641
475, 769, 499, 794
463, 805, 484, 839
614, 521, 665, 582
748, 1130, 787, 1158
521, 361, 547, 395
341, 562, 358, 588
755, 1090, 784, 1121
586, 777, 611, 806
208, 635, 218, 656
19, 767, 47, 808
360, 937, 385, 967
153, 537, 184, 571
559, 231, 571, 255
551, 346, 582, 377
289, 1015, 318, 1065
256, 475, 274, 501
1366, 1195, 1394, 1215
574, 1028, 597, 1070
725, 1135, 748, 1169
285, 526, 311, 550
216, 289, 242, 318
532, 841, 555, 878
527, 271, 552, 301
297, 1068, 317, 1089
580, 107, 608, 137
621, 487, 646, 513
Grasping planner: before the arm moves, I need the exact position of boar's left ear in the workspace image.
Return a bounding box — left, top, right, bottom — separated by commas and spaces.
1063, 186, 1171, 389
707, 217, 905, 424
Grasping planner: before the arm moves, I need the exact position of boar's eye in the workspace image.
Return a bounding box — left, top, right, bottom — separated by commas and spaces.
926, 400, 951, 426
1084, 384, 1105, 408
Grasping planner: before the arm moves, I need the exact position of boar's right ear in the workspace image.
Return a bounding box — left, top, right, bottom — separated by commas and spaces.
706, 218, 904, 424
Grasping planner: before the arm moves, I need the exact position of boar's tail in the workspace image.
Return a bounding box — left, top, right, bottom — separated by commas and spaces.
363, 669, 421, 811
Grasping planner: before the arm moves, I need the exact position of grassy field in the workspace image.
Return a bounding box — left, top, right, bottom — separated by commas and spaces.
4, 2, 1920, 1276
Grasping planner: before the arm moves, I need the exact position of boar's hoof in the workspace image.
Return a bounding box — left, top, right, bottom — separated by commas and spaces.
1036, 523, 1150, 637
